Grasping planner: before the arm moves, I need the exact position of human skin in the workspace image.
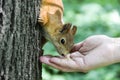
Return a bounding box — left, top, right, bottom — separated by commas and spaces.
40, 35, 120, 72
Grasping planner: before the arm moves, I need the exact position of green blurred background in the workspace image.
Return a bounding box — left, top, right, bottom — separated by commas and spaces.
42, 0, 120, 80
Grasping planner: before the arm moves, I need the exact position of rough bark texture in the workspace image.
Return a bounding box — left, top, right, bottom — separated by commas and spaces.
0, 0, 42, 80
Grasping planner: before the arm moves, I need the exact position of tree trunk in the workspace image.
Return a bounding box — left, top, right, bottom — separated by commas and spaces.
0, 0, 42, 80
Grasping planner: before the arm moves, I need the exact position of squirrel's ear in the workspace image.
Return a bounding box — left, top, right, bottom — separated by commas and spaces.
71, 25, 77, 35
60, 23, 72, 33
47, 10, 62, 23
47, 12, 53, 21
54, 10, 62, 20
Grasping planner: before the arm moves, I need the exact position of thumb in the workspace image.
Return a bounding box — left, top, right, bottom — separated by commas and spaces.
71, 42, 84, 52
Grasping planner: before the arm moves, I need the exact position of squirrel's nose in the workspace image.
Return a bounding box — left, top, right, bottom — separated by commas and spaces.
61, 54, 65, 57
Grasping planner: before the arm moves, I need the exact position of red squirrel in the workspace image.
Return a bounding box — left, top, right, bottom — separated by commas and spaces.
38, 0, 77, 56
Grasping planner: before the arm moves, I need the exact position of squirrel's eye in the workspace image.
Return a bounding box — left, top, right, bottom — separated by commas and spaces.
60, 39, 65, 44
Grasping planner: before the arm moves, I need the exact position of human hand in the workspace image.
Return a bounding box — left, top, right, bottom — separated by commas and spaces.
40, 35, 120, 72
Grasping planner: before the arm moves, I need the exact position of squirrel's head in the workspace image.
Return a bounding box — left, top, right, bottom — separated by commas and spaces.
55, 23, 77, 56
47, 10, 77, 56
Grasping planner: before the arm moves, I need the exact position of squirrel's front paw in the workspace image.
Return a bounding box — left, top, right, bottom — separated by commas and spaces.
38, 17, 44, 25
38, 17, 48, 25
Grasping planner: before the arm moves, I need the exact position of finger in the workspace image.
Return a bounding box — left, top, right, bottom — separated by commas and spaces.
40, 55, 64, 64
40, 55, 53, 64
40, 56, 66, 70
79, 38, 102, 53
50, 56, 78, 70
70, 51, 84, 57
40, 56, 77, 72
71, 42, 84, 52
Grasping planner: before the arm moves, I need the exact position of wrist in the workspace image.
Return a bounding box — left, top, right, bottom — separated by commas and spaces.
112, 38, 120, 63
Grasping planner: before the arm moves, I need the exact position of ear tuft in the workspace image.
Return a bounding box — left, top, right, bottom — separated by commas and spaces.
60, 23, 72, 33
72, 25, 77, 35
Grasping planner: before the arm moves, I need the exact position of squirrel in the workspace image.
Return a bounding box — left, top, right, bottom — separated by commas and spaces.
38, 0, 77, 56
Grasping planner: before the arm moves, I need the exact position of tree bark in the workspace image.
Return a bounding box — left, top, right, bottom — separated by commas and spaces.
0, 0, 42, 80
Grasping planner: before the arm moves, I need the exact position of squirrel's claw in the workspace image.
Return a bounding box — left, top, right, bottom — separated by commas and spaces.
38, 17, 44, 23
38, 17, 48, 25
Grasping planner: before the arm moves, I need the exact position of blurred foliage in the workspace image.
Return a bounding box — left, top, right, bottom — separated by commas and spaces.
42, 0, 120, 80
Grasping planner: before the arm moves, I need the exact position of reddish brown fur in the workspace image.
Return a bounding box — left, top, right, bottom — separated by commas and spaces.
38, 0, 77, 56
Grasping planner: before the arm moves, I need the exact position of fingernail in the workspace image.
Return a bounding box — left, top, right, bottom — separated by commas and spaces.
39, 56, 44, 62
